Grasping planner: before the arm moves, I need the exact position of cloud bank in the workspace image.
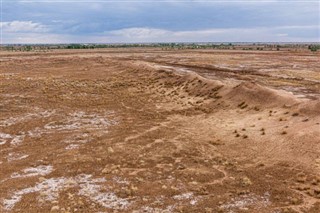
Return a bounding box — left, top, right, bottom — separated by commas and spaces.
1, 1, 319, 43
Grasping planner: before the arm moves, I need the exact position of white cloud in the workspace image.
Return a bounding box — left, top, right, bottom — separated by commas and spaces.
276, 25, 320, 29
104, 25, 319, 43
108, 28, 169, 39
1, 33, 77, 44
1, 25, 319, 44
276, 33, 288, 37
0, 21, 49, 33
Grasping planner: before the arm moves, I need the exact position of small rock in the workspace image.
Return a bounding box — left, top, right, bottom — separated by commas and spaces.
296, 185, 309, 191
130, 185, 138, 193
205, 207, 213, 213
68, 193, 74, 199
134, 177, 143, 182
240, 207, 249, 211
51, 206, 59, 211
307, 189, 315, 196
124, 188, 132, 197
175, 158, 182, 163
290, 197, 299, 205
311, 179, 318, 185
198, 187, 209, 195
102, 167, 111, 174
237, 190, 248, 195
189, 181, 199, 186
282, 208, 290, 213
171, 186, 179, 191
240, 176, 252, 186
65, 178, 77, 187
39, 177, 46, 182
296, 173, 307, 183
107, 147, 114, 153
177, 164, 186, 170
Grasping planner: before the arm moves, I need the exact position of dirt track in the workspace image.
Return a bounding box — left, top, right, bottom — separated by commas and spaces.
0, 49, 319, 213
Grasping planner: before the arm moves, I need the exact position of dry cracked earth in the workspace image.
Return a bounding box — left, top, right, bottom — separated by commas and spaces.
0, 49, 319, 213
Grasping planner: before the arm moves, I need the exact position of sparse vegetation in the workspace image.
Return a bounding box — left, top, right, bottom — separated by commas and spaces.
253, 106, 260, 111
308, 45, 320, 52
1, 46, 318, 212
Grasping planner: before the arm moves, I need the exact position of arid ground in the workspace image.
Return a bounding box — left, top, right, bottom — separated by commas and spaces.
0, 49, 319, 213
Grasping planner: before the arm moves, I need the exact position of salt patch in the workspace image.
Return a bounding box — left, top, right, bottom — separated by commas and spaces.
0, 133, 25, 146
10, 135, 25, 145
0, 114, 36, 127
28, 127, 43, 138
141, 205, 175, 213
11, 165, 53, 179
64, 133, 92, 149
172, 192, 199, 206
7, 153, 29, 162
77, 174, 130, 209
112, 176, 129, 185
221, 192, 270, 213
0, 132, 12, 145
0, 132, 12, 139
173, 192, 193, 200
3, 177, 67, 210
0, 110, 55, 127
39, 110, 56, 118
65, 144, 80, 150
64, 133, 90, 144
3, 174, 131, 210
44, 111, 114, 131
190, 199, 197, 205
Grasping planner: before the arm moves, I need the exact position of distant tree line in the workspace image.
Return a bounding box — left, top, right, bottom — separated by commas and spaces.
308, 45, 320, 52
1, 43, 319, 52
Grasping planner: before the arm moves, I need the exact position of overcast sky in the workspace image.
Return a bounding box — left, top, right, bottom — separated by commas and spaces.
1, 0, 319, 44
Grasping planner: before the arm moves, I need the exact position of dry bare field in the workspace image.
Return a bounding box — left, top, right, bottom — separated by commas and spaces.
0, 49, 319, 213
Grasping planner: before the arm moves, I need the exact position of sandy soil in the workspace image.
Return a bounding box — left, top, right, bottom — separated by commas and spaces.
0, 49, 319, 213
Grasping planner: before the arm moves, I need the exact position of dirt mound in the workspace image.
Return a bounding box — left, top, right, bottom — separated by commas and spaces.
224, 81, 299, 107
150, 69, 225, 100
296, 100, 320, 116
149, 67, 320, 117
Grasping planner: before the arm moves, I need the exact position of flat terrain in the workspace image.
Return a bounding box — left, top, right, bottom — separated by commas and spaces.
0, 49, 319, 213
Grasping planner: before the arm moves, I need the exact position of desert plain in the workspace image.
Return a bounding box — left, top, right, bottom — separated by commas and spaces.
0, 48, 319, 213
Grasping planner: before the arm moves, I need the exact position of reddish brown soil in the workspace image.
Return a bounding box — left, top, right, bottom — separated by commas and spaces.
0, 49, 319, 213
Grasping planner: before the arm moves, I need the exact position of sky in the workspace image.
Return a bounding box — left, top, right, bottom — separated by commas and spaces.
0, 0, 319, 44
